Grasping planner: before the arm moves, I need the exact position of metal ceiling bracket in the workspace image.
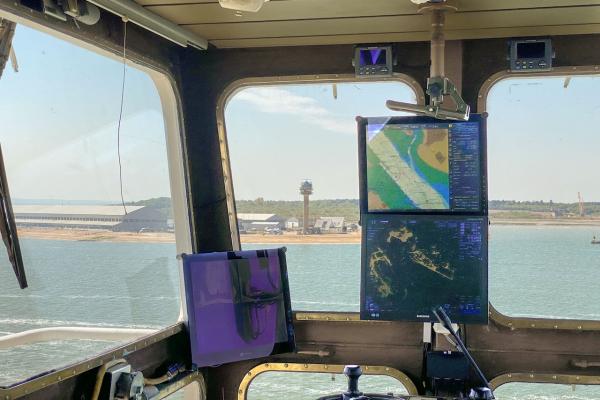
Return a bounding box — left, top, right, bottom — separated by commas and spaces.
387, 0, 470, 120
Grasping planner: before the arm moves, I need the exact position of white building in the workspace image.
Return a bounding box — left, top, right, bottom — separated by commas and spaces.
237, 213, 285, 232
285, 217, 299, 230
313, 217, 346, 233
14, 205, 168, 232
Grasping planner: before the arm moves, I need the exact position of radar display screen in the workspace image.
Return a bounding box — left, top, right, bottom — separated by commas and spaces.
359, 115, 486, 213
361, 214, 488, 324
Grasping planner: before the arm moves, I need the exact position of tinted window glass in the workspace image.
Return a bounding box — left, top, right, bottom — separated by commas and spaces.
0, 23, 182, 385
487, 76, 600, 319
495, 382, 600, 400
225, 82, 416, 311
248, 371, 409, 399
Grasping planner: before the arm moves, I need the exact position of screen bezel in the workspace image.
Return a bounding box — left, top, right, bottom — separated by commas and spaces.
357, 114, 488, 216
360, 213, 489, 324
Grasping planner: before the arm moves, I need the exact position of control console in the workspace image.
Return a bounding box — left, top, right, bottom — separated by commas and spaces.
317, 364, 492, 400
316, 365, 404, 400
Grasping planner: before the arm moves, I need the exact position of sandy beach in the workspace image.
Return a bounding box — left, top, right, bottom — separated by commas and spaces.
240, 232, 361, 244
15, 227, 361, 244
17, 228, 177, 243
14, 217, 600, 244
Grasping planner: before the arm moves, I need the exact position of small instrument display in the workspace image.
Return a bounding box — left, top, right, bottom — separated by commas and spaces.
354, 46, 393, 77
509, 38, 553, 71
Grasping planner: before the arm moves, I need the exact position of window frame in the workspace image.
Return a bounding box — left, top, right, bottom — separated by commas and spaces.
237, 362, 418, 400
216, 73, 426, 251
479, 66, 600, 331
0, 8, 194, 355
490, 372, 600, 391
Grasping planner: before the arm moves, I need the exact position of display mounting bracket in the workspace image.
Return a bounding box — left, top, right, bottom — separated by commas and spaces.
386, 1, 470, 121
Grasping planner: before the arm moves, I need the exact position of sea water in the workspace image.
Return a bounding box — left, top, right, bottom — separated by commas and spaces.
1, 225, 600, 399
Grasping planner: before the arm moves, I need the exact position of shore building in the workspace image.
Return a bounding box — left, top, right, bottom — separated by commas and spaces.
13, 205, 168, 232
237, 213, 285, 233
285, 217, 299, 230
313, 217, 346, 233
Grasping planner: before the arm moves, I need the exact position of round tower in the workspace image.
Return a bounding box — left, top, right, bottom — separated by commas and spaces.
299, 180, 313, 234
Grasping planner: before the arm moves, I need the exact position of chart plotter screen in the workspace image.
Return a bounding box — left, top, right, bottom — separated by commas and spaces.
359, 115, 486, 213
361, 214, 488, 324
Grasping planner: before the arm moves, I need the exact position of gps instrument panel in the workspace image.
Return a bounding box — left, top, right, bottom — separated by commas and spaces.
354, 45, 393, 77
358, 115, 489, 324
358, 115, 487, 214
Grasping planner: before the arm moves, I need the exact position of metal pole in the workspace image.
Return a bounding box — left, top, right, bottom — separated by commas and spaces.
430, 8, 445, 78
303, 194, 309, 234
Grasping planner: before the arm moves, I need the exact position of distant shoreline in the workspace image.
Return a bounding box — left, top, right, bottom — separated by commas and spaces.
17, 228, 176, 243
14, 219, 600, 244
490, 218, 600, 227
241, 232, 361, 244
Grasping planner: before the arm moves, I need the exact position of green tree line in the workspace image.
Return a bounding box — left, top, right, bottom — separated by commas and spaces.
236, 198, 360, 222
127, 198, 600, 221
127, 197, 361, 221
489, 200, 600, 216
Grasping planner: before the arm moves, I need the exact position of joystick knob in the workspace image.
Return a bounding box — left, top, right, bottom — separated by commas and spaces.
343, 365, 364, 400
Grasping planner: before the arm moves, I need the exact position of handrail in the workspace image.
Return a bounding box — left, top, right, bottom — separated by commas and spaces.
87, 0, 207, 49
0, 326, 156, 349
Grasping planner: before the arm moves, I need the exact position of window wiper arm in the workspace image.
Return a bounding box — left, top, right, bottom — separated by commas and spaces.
0, 145, 27, 289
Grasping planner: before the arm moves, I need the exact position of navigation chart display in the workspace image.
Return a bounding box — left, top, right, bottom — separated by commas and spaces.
360, 115, 485, 213
361, 214, 488, 324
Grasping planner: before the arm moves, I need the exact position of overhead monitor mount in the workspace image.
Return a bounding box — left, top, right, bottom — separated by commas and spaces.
387, 1, 470, 121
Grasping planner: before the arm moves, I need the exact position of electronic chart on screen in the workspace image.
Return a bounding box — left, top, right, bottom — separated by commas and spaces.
358, 115, 488, 324
360, 115, 486, 213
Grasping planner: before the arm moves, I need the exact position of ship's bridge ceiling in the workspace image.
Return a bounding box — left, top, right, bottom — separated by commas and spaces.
131, 0, 600, 48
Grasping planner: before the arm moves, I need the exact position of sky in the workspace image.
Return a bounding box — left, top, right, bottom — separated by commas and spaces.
2, 22, 599, 204
486, 76, 600, 203
227, 76, 600, 203
226, 83, 414, 200
0, 24, 170, 203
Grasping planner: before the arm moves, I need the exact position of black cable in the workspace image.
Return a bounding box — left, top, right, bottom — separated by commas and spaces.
433, 306, 494, 398
117, 19, 128, 215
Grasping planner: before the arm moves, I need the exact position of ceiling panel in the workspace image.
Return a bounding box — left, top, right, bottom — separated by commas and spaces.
137, 0, 215, 6
209, 24, 600, 48
144, 0, 600, 25
146, 0, 420, 24
184, 6, 600, 40
130, 0, 600, 48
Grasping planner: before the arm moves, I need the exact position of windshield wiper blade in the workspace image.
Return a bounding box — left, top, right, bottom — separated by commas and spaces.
0, 145, 27, 289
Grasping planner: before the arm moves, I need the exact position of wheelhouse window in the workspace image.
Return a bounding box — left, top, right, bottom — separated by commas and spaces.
494, 382, 600, 399
0, 22, 183, 385
487, 74, 600, 320
224, 80, 417, 312
248, 371, 410, 399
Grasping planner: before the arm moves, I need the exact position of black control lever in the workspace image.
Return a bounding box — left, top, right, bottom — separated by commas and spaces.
343, 365, 367, 400
432, 306, 494, 399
